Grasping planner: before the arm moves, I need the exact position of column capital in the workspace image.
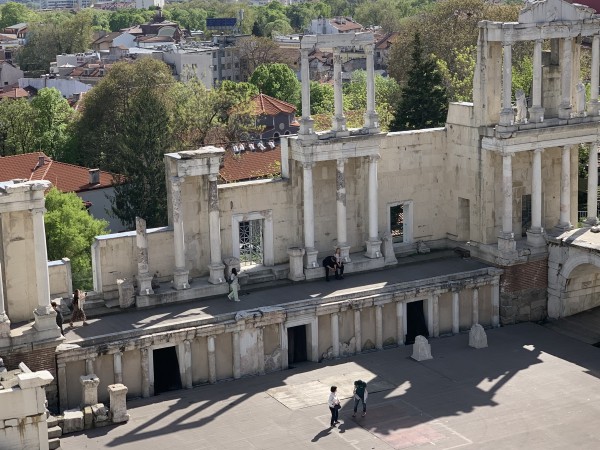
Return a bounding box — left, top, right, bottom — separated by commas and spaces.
31, 207, 46, 215
208, 174, 218, 182
501, 151, 515, 158
367, 154, 381, 163
336, 158, 348, 167
364, 43, 374, 55
534, 147, 544, 154
302, 161, 315, 170
300, 47, 310, 57
563, 144, 572, 151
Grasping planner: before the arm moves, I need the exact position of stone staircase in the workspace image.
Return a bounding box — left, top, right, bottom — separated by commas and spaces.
240, 264, 289, 286
47, 411, 62, 450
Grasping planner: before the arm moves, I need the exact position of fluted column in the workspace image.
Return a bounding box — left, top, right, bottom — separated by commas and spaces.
590, 36, 600, 115
354, 308, 362, 353
183, 340, 192, 389
559, 37, 573, 119
171, 176, 189, 290
207, 335, 217, 384
299, 48, 314, 137
331, 313, 340, 358
502, 154, 514, 236
0, 261, 10, 336
396, 302, 404, 345
587, 142, 599, 225
527, 148, 545, 247
208, 174, 225, 284
452, 291, 460, 334
365, 155, 382, 258
375, 305, 383, 350
233, 331, 241, 379
32, 208, 51, 315
332, 50, 347, 133
303, 163, 317, 268
279, 323, 288, 370
336, 158, 350, 261
529, 39, 545, 122
500, 42, 514, 126
557, 145, 573, 229
364, 43, 379, 130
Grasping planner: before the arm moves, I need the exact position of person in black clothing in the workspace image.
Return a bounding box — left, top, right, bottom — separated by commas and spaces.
322, 255, 338, 281
51, 301, 64, 336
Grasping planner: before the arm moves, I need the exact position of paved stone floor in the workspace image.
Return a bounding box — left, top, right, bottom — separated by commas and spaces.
61, 323, 600, 449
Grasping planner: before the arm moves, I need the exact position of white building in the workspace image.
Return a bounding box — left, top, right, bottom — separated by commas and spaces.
162, 47, 214, 87
135, 0, 164, 9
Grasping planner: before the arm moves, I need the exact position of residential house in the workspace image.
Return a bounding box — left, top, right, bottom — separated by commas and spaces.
252, 93, 299, 140
0, 61, 23, 87
91, 32, 136, 52
162, 46, 213, 86
135, 0, 164, 9
19, 78, 92, 100
219, 144, 281, 183
308, 17, 363, 35
2, 23, 27, 42
374, 31, 399, 71
0, 86, 29, 99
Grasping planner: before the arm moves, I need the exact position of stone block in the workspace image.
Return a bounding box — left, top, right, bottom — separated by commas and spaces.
62, 409, 84, 434
17, 370, 54, 389
411, 335, 433, 361
117, 279, 135, 309
108, 384, 129, 423
80, 374, 100, 407
83, 406, 93, 429
4, 418, 18, 427
49, 438, 61, 450
48, 425, 62, 439
469, 324, 488, 349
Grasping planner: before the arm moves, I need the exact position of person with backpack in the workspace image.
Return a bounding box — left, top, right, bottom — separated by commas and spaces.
352, 379, 368, 417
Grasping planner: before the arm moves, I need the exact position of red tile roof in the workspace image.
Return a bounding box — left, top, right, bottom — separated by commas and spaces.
0, 152, 116, 193
219, 145, 281, 183
0, 87, 29, 99
329, 18, 363, 32
252, 94, 296, 116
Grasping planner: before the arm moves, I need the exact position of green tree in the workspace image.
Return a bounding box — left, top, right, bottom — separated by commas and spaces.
44, 188, 108, 290
236, 36, 286, 81
0, 2, 37, 29
0, 98, 36, 156
30, 88, 75, 161
249, 63, 300, 108
435, 46, 477, 102
310, 81, 334, 115
390, 33, 448, 131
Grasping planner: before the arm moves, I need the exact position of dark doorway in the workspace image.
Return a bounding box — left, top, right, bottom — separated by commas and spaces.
406, 301, 429, 345
153, 347, 182, 394
288, 325, 308, 366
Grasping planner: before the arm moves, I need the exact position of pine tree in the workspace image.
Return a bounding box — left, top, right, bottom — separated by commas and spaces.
390, 33, 448, 131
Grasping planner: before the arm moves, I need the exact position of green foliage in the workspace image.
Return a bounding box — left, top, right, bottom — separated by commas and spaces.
310, 81, 334, 115
44, 188, 108, 290
108, 8, 154, 32
30, 88, 75, 161
435, 46, 477, 102
390, 33, 448, 131
250, 63, 300, 108
355, 0, 435, 32
0, 98, 36, 156
512, 55, 533, 99
252, 1, 291, 37
236, 36, 288, 81
0, 2, 38, 29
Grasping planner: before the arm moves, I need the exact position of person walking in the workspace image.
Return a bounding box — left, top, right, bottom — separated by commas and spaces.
51, 301, 64, 336
322, 255, 338, 282
328, 385, 341, 427
227, 268, 240, 302
69, 289, 88, 327
334, 247, 345, 279
352, 379, 368, 417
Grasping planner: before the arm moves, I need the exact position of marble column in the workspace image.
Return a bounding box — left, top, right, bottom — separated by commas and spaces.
332, 50, 347, 133
0, 261, 10, 336
529, 39, 545, 122
375, 305, 383, 350
365, 155, 382, 258
396, 302, 404, 345
499, 154, 516, 254
363, 43, 379, 130
207, 335, 217, 384
32, 208, 52, 316
135, 217, 153, 295
141, 348, 150, 398
58, 362, 68, 413
432, 294, 440, 338
354, 308, 362, 353
279, 323, 288, 370
86, 358, 94, 375
559, 37, 573, 119
587, 142, 599, 225
492, 279, 500, 327
527, 148, 545, 246
170, 176, 189, 290
302, 163, 318, 268
452, 291, 459, 334
589, 36, 600, 115
182, 340, 192, 389
500, 42, 514, 126
208, 174, 225, 284
336, 159, 350, 262
233, 331, 241, 379
113, 352, 123, 384
299, 48, 314, 136
257, 328, 265, 375
557, 145, 573, 230
331, 313, 340, 357
472, 288, 479, 326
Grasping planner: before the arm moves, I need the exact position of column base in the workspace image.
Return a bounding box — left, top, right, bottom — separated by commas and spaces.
497, 233, 516, 254
332, 116, 348, 134
554, 222, 574, 233
588, 99, 600, 116
363, 111, 380, 132
365, 239, 382, 259
304, 247, 319, 269
499, 108, 515, 126
173, 268, 190, 290
336, 244, 351, 263
558, 105, 572, 119
526, 228, 546, 247
287, 247, 306, 281
584, 216, 599, 226
138, 273, 154, 295
528, 105, 545, 123
298, 118, 316, 139
33, 308, 61, 337
0, 313, 10, 337
208, 263, 226, 285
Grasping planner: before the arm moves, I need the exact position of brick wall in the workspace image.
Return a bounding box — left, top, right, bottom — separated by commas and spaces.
500, 258, 548, 293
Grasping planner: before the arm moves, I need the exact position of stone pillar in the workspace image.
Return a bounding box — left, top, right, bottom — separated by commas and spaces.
141, 348, 151, 398
500, 42, 514, 126
529, 39, 545, 122
113, 352, 123, 384
257, 327, 265, 375
557, 145, 573, 230
587, 142, 599, 225
559, 37, 573, 119
363, 43, 379, 130
472, 288, 479, 326
232, 331, 241, 379
365, 155, 382, 258
499, 153, 516, 254
58, 362, 68, 413
182, 340, 192, 389
207, 335, 217, 384
331, 313, 340, 357
299, 48, 314, 137
279, 323, 288, 370
354, 308, 362, 353
336, 158, 350, 261
310, 317, 319, 362
208, 174, 225, 284
375, 305, 383, 350
107, 384, 129, 423
302, 163, 318, 268
136, 217, 153, 295
492, 279, 500, 327
170, 176, 189, 290
287, 247, 306, 281
589, 35, 600, 115
32, 208, 55, 332
527, 148, 546, 246
80, 374, 100, 407
396, 301, 404, 345
452, 291, 459, 334
0, 261, 10, 336
432, 294, 440, 338
332, 50, 347, 133
85, 358, 94, 375
427, 296, 434, 337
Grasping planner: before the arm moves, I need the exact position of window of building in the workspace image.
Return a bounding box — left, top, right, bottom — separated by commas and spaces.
388, 201, 413, 244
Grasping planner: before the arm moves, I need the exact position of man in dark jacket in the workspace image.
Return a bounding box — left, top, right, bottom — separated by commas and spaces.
322, 255, 338, 282
51, 301, 64, 336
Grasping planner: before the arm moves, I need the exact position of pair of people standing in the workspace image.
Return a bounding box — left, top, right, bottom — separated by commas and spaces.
327, 379, 368, 427
323, 248, 345, 282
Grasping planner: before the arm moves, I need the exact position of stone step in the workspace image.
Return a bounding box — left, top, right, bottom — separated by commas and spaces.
47, 415, 60, 428
48, 425, 62, 439
244, 273, 276, 284
48, 437, 61, 450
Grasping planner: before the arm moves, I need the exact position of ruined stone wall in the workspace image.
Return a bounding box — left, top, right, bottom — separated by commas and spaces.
499, 257, 548, 324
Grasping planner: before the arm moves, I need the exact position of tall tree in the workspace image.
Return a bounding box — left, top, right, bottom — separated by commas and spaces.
236, 36, 286, 81
30, 88, 75, 161
0, 98, 36, 156
0, 2, 37, 29
389, 33, 448, 131
249, 63, 301, 108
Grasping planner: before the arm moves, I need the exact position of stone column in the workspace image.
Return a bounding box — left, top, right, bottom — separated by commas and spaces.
529, 39, 545, 122
302, 163, 318, 268
396, 301, 404, 345
500, 42, 514, 126
58, 362, 68, 413
287, 247, 306, 281
354, 308, 362, 353
80, 374, 100, 407
257, 327, 265, 375
107, 384, 129, 423
557, 145, 573, 230
299, 48, 314, 137
499, 153, 516, 254
336, 158, 350, 261
432, 294, 440, 338
207, 335, 217, 383
492, 279, 500, 327
559, 37, 573, 119
310, 318, 319, 362
232, 331, 241, 379
375, 305, 383, 350
32, 208, 54, 327
136, 217, 153, 295
332, 50, 347, 133
279, 323, 288, 370
365, 155, 382, 258
452, 291, 459, 334
331, 313, 340, 357
587, 142, 599, 225
472, 288, 479, 326
0, 261, 10, 336
589, 35, 600, 116
170, 176, 189, 290
86, 358, 94, 375
113, 352, 123, 384
527, 148, 545, 246
363, 43, 379, 130
182, 340, 192, 389
208, 174, 225, 284
141, 348, 151, 398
